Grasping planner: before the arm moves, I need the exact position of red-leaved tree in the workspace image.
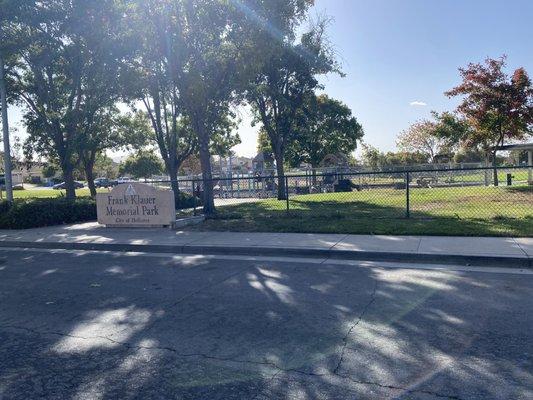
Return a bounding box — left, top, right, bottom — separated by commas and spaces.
446, 56, 533, 185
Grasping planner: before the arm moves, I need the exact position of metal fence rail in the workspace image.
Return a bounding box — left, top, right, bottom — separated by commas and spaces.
148, 166, 533, 220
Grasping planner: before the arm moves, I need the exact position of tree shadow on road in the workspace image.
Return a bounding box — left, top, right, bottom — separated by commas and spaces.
0, 250, 531, 399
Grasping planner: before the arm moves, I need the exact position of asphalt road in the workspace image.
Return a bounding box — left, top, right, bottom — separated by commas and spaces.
0, 249, 531, 400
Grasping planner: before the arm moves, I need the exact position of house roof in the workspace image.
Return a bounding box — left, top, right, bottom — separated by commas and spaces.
252, 152, 265, 162
253, 152, 273, 163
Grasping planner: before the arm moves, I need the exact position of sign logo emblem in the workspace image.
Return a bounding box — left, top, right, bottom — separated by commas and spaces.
125, 184, 136, 196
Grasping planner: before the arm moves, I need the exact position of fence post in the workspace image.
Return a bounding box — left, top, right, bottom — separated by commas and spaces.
405, 171, 410, 218
285, 175, 290, 212
528, 150, 533, 184
192, 179, 197, 216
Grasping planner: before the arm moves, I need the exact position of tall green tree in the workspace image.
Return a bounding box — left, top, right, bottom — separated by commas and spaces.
119, 149, 164, 180
93, 153, 118, 179
397, 111, 472, 163
245, 12, 341, 199
286, 94, 363, 169
129, 0, 198, 200
24, 108, 149, 196
361, 143, 429, 169
360, 143, 384, 170
397, 120, 445, 163
0, 0, 35, 201
0, 0, 34, 103
179, 0, 245, 215
430, 111, 473, 150
77, 109, 150, 197
130, 0, 242, 215
11, 0, 133, 199
446, 57, 533, 185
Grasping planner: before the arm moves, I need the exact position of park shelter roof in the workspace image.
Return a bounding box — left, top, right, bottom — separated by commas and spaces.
495, 142, 533, 151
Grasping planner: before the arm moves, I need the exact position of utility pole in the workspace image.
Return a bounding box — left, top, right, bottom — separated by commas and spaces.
0, 53, 13, 203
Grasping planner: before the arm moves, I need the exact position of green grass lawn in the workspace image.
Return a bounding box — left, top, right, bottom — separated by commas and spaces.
4, 184, 532, 236
286, 170, 531, 186
414, 170, 530, 185
5, 188, 107, 199
194, 185, 533, 237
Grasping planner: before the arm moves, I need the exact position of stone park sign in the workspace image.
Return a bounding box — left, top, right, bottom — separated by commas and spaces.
96, 183, 175, 227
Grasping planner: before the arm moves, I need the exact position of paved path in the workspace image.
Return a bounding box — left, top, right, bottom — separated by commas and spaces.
0, 249, 531, 399
0, 223, 531, 267
214, 197, 264, 206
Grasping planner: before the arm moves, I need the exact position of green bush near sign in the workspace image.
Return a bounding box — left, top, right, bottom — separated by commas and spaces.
175, 191, 202, 210
0, 189, 200, 229
0, 198, 96, 229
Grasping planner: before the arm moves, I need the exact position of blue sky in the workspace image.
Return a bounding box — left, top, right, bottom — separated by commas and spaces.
7, 0, 533, 159
235, 0, 533, 156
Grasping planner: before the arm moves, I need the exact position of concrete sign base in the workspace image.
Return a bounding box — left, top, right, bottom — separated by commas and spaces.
96, 183, 175, 227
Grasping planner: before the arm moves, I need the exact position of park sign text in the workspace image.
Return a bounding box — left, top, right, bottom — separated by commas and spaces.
96, 183, 175, 227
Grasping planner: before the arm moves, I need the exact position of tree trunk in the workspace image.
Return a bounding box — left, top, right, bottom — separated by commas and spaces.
311, 166, 317, 186
492, 150, 499, 187
484, 153, 491, 186
63, 165, 76, 201
274, 152, 286, 200
0, 54, 13, 203
81, 151, 97, 198
167, 163, 180, 210
198, 133, 215, 216
86, 163, 96, 198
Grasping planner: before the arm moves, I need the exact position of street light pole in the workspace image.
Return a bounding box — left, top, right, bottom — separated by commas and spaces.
0, 53, 13, 203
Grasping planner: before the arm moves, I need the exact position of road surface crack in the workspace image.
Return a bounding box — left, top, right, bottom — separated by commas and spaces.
333, 278, 378, 374
0, 324, 286, 370
140, 266, 250, 334
338, 374, 465, 400
168, 267, 248, 308
2, 323, 463, 400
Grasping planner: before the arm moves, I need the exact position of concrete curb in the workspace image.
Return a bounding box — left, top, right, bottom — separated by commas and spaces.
0, 240, 530, 268
171, 215, 205, 229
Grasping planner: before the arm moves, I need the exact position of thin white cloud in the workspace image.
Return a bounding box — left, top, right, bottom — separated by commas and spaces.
410, 101, 427, 107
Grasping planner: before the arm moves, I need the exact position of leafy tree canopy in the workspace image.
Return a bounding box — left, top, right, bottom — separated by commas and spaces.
127, 0, 246, 215
446, 56, 533, 155
361, 143, 429, 169
9, 0, 136, 199
119, 149, 164, 179
397, 120, 442, 163
246, 13, 341, 199
284, 94, 363, 168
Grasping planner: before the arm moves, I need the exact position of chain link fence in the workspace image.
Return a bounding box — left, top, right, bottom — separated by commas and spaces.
148, 166, 532, 220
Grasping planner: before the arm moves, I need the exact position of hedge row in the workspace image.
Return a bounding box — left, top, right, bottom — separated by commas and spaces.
0, 191, 201, 229
0, 198, 97, 229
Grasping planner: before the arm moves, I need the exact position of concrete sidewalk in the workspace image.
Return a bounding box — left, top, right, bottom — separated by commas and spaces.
0, 222, 531, 267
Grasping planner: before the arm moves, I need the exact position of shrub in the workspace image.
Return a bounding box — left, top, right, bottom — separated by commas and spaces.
0, 198, 97, 229
333, 179, 354, 192
0, 201, 11, 215
175, 191, 202, 210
